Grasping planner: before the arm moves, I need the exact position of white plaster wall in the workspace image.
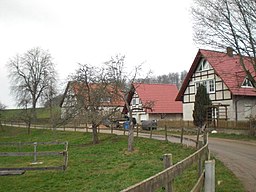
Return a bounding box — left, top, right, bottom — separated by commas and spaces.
183, 103, 194, 121
234, 97, 256, 120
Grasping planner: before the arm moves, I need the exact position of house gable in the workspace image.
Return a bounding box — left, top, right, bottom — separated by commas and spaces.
60, 81, 125, 119
177, 49, 256, 103
177, 49, 256, 121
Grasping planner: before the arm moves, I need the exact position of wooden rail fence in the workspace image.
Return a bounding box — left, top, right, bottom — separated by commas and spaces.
0, 141, 68, 172
121, 135, 209, 192
2, 122, 214, 191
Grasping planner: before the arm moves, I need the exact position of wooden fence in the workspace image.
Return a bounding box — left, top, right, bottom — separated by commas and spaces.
1, 122, 215, 191
0, 141, 68, 172
158, 119, 251, 130
120, 134, 209, 192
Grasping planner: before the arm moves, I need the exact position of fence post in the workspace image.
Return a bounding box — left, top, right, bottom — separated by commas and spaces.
165, 125, 168, 141
198, 141, 203, 177
33, 142, 37, 163
136, 125, 139, 137
150, 127, 153, 139
163, 154, 173, 192
205, 160, 215, 192
63, 150, 68, 170
180, 127, 184, 144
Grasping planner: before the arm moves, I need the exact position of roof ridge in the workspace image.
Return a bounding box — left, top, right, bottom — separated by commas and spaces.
134, 83, 177, 86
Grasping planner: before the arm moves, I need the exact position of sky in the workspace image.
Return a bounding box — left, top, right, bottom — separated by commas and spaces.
0, 0, 198, 108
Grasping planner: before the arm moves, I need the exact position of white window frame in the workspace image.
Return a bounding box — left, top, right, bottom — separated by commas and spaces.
100, 97, 111, 103
132, 98, 136, 105
195, 79, 215, 93
241, 78, 253, 88
197, 59, 210, 72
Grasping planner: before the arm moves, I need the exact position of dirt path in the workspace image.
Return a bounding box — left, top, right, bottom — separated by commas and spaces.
208, 138, 256, 192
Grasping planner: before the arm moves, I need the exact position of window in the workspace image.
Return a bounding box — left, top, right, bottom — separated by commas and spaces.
242, 78, 253, 88
195, 79, 215, 93
244, 104, 252, 118
197, 59, 210, 71
100, 97, 111, 102
132, 98, 136, 105
209, 80, 215, 93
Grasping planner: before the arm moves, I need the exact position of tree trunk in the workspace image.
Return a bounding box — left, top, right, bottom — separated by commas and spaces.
196, 127, 201, 149
27, 121, 31, 135
32, 101, 37, 121
127, 110, 134, 152
127, 121, 134, 152
92, 123, 99, 144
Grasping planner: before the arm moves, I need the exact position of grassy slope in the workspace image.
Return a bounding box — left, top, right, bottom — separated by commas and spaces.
1, 107, 60, 120
0, 127, 245, 192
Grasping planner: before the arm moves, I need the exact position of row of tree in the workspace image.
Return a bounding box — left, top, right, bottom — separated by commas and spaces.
139, 71, 187, 89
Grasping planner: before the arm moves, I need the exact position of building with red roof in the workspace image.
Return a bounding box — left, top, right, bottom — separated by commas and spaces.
60, 81, 125, 120
176, 48, 256, 122
125, 83, 182, 123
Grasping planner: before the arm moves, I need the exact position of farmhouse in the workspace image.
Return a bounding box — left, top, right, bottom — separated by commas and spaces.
176, 48, 256, 122
60, 81, 124, 120
124, 83, 182, 124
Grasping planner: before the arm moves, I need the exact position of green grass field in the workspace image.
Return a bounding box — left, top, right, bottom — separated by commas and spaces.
0, 126, 245, 192
0, 107, 61, 125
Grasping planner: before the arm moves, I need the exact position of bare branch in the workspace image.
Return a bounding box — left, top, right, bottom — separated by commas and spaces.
7, 47, 57, 119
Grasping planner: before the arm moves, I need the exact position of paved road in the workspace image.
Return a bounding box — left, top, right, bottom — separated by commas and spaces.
208, 138, 256, 192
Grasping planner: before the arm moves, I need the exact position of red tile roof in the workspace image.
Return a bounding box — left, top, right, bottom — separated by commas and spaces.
60, 81, 125, 107
133, 83, 182, 114
176, 49, 256, 101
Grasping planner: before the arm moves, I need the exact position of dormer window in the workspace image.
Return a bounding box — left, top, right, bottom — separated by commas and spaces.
100, 97, 111, 102
197, 59, 210, 71
242, 78, 253, 88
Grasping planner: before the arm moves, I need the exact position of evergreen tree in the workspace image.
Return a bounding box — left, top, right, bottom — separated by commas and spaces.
193, 84, 212, 128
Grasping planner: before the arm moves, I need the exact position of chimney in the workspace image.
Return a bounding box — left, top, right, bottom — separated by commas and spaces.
226, 47, 234, 57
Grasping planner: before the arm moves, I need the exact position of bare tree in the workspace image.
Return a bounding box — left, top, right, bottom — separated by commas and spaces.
7, 47, 57, 120
139, 71, 187, 89
68, 63, 124, 144
192, 0, 256, 87
104, 55, 145, 152
61, 55, 147, 150
180, 70, 188, 89
0, 102, 6, 111
0, 102, 6, 131
18, 98, 33, 134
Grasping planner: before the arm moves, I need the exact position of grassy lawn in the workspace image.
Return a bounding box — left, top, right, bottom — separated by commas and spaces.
149, 128, 256, 142
209, 132, 256, 141
0, 126, 245, 192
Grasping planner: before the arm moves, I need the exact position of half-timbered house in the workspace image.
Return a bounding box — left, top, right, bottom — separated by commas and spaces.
176, 48, 256, 122
60, 81, 124, 120
125, 83, 183, 124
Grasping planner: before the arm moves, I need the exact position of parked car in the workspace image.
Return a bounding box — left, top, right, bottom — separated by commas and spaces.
104, 116, 137, 129
141, 120, 157, 130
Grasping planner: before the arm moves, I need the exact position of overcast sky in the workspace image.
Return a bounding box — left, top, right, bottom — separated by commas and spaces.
0, 0, 198, 108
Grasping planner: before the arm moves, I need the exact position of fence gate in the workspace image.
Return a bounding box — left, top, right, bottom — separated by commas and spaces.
206, 104, 229, 128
